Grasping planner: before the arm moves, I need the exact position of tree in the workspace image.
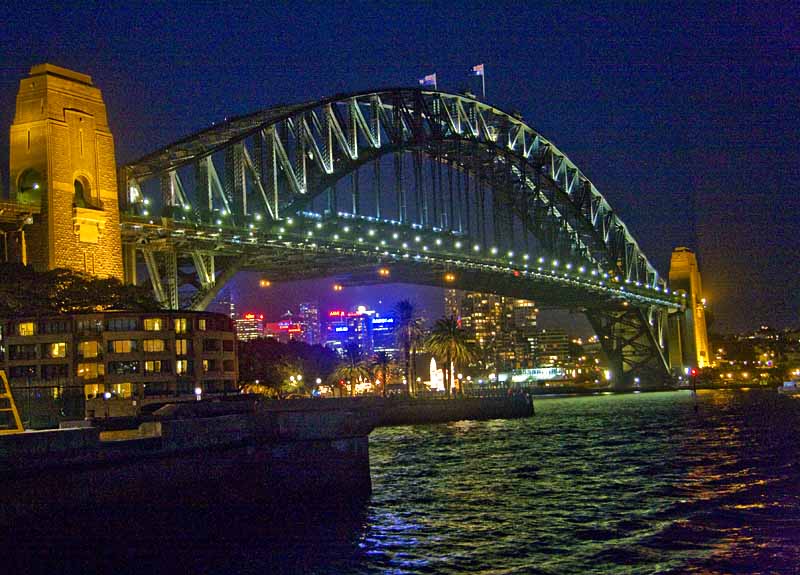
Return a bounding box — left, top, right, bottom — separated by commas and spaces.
238, 338, 339, 398
333, 343, 372, 396
426, 316, 474, 396
0, 263, 161, 316
372, 351, 392, 397
394, 299, 424, 395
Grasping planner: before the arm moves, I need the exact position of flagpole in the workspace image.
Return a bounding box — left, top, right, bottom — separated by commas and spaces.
482, 68, 486, 99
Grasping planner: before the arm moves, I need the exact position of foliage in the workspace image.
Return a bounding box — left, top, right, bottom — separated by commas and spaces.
0, 264, 161, 316
394, 299, 425, 395
238, 338, 340, 398
332, 342, 373, 396
426, 316, 475, 395
372, 351, 392, 397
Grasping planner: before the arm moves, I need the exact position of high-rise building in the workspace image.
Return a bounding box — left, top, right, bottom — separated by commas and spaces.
532, 329, 571, 367
444, 289, 462, 319
234, 313, 263, 341
298, 301, 321, 345
459, 293, 537, 372
211, 287, 236, 319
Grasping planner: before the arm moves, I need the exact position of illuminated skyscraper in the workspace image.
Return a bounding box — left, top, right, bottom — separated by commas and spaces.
234, 313, 264, 341
298, 301, 321, 345
459, 293, 537, 371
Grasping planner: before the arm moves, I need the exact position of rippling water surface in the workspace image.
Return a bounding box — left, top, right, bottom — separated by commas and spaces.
9, 390, 800, 574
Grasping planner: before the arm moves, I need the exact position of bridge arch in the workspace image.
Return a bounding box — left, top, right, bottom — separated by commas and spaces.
120, 88, 683, 386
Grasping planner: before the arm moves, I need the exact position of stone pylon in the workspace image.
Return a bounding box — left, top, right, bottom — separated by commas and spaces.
8, 64, 123, 279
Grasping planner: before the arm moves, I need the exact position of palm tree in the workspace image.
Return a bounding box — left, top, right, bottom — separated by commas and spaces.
333, 343, 373, 396
394, 300, 424, 395
373, 351, 392, 397
426, 316, 474, 396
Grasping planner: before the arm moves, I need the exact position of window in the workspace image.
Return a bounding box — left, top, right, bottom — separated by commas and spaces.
9, 344, 37, 360
84, 383, 104, 399
42, 364, 69, 380
108, 340, 136, 353
9, 365, 37, 379
110, 383, 133, 399
17, 168, 43, 205
77, 363, 104, 380
18, 322, 35, 336
145, 360, 170, 374
175, 339, 191, 355
74, 178, 90, 208
108, 361, 140, 375
176, 359, 189, 375
143, 381, 168, 397
223, 359, 235, 373
78, 340, 100, 358
77, 319, 103, 334
107, 318, 138, 331
198, 319, 207, 331
144, 318, 164, 331
143, 339, 165, 353
48, 342, 67, 358
203, 339, 220, 352
174, 318, 188, 334
223, 340, 234, 352
40, 320, 69, 334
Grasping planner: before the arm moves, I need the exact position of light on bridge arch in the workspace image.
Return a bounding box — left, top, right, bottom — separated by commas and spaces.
444, 272, 456, 283
259, 279, 272, 288
378, 267, 390, 278
333, 284, 344, 292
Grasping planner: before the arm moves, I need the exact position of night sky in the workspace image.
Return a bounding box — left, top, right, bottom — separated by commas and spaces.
1, 2, 797, 332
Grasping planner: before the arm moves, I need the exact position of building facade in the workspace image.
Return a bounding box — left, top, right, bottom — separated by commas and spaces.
8, 64, 124, 279
234, 313, 264, 341
0, 311, 237, 428
459, 293, 538, 372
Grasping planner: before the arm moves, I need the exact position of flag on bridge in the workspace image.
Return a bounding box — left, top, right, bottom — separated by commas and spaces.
471, 63, 484, 76
418, 73, 437, 88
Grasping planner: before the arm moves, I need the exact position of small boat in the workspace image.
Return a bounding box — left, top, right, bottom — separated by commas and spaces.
778, 381, 800, 395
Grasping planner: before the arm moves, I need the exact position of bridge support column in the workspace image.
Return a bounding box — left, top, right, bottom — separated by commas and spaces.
122, 244, 137, 285
586, 307, 671, 389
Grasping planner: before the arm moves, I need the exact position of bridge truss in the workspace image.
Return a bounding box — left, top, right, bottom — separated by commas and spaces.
120, 89, 684, 386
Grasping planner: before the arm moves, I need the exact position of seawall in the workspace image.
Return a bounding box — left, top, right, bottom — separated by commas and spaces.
0, 398, 380, 518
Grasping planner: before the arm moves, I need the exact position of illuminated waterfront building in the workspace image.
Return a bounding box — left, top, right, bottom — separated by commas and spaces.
459, 293, 538, 371
0, 311, 237, 428
532, 329, 570, 367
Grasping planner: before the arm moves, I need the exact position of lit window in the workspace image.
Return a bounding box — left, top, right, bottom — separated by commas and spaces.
49, 342, 67, 358
145, 360, 161, 374
174, 318, 188, 334
18, 322, 35, 336
175, 339, 189, 355
78, 340, 100, 358
143, 339, 165, 352
198, 319, 207, 331
84, 383, 103, 399
176, 359, 188, 375
77, 363, 104, 380
111, 383, 133, 399
144, 318, 163, 331
109, 340, 135, 353
202, 359, 209, 372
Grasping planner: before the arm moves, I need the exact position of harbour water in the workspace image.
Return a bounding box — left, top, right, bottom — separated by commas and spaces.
6, 389, 800, 574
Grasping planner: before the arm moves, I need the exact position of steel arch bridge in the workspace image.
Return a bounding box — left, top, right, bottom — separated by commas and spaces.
119, 88, 684, 386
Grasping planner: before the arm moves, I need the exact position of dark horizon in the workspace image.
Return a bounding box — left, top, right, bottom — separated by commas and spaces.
1, 2, 797, 333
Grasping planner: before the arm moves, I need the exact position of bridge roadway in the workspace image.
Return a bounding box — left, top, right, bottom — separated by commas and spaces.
118, 88, 686, 386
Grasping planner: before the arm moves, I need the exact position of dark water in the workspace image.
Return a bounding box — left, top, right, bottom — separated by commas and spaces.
8, 390, 800, 574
